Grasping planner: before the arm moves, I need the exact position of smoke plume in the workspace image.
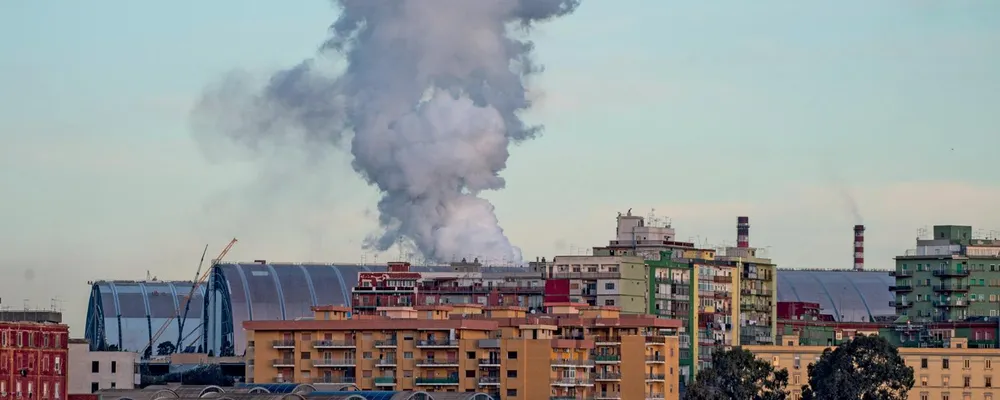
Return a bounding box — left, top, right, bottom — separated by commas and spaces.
191, 0, 581, 264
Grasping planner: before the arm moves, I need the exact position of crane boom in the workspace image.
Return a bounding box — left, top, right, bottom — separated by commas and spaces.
142, 238, 237, 357
175, 244, 209, 351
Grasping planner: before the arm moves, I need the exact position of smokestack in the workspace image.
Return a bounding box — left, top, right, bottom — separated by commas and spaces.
737, 216, 750, 248
854, 224, 865, 271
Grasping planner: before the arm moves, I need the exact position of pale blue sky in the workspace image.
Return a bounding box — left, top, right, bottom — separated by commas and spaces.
1, 1, 998, 334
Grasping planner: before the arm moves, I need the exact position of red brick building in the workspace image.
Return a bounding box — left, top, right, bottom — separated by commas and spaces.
0, 322, 69, 400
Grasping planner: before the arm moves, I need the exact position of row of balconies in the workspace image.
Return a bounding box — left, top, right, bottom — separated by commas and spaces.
271, 338, 458, 349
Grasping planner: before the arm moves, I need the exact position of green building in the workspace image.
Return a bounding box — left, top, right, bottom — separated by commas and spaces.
892, 225, 1000, 323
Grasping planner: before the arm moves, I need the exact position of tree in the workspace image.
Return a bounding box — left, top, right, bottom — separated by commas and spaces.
156, 341, 176, 356
684, 347, 788, 400
801, 334, 914, 400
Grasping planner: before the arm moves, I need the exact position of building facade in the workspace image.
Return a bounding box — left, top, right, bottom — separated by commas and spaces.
67, 339, 137, 394
0, 322, 69, 400
893, 225, 1000, 323
746, 335, 1000, 400
243, 304, 682, 400
547, 255, 648, 314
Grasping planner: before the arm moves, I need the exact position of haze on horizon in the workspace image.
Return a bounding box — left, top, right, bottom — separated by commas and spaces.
1, 0, 998, 335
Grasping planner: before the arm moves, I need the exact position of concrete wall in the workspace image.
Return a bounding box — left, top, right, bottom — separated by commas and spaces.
68, 342, 138, 394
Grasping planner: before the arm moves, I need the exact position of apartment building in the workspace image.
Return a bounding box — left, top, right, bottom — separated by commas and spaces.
892, 225, 1000, 323
547, 255, 648, 314
243, 303, 682, 400
352, 261, 546, 315
646, 249, 742, 381
67, 339, 137, 393
0, 321, 68, 400
746, 334, 1000, 400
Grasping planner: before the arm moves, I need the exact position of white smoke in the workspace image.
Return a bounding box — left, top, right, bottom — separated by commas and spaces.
191, 0, 580, 264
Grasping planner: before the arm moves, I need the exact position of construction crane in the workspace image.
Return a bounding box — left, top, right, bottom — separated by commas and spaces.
141, 238, 237, 358
175, 244, 209, 351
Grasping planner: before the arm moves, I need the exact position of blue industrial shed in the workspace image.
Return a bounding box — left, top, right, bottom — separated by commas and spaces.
776, 269, 895, 322
85, 263, 526, 355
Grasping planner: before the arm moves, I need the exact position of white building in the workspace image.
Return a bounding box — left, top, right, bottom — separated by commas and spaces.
68, 339, 139, 394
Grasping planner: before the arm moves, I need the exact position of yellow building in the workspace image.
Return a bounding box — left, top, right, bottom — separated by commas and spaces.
746, 335, 1000, 400
244, 303, 683, 400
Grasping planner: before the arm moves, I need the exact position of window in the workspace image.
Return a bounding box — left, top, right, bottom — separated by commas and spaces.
363, 352, 372, 359
42, 384, 47, 399
944, 376, 950, 386
988, 360, 993, 369
964, 376, 971, 387
90, 383, 99, 393
944, 359, 950, 369
54, 356, 61, 374
988, 377, 993, 387
794, 355, 800, 369
921, 376, 928, 386
301, 352, 310, 360
111, 361, 117, 373
507, 351, 517, 359
465, 370, 475, 378
965, 360, 971, 369
605, 282, 615, 290
467, 351, 475, 359
54, 384, 59, 399
921, 358, 928, 368
506, 389, 517, 397
110, 383, 116, 389
91, 361, 99, 373
404, 352, 413, 359
507, 370, 517, 378
604, 299, 615, 306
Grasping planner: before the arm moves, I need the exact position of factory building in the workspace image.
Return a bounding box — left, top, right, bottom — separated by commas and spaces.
243, 303, 681, 400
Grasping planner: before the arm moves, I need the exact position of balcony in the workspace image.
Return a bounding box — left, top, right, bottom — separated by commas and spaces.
414, 377, 460, 385
312, 358, 356, 367
713, 275, 733, 283
478, 358, 501, 367
271, 340, 296, 349
478, 376, 501, 386
646, 394, 666, 400
551, 378, 593, 386
890, 300, 914, 308
595, 393, 622, 399
271, 359, 295, 367
312, 376, 355, 384
312, 340, 355, 349
646, 355, 665, 363
594, 336, 621, 345
593, 355, 621, 363
594, 373, 622, 381
416, 339, 459, 348
415, 358, 459, 367
932, 269, 970, 277
645, 374, 666, 381
374, 339, 397, 348
551, 359, 595, 368
889, 285, 913, 292
889, 270, 913, 277
933, 284, 970, 292
644, 336, 666, 345
932, 299, 969, 308
373, 377, 396, 386
376, 358, 396, 367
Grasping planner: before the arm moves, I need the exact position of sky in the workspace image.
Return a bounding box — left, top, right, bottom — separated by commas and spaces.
1, 1, 998, 336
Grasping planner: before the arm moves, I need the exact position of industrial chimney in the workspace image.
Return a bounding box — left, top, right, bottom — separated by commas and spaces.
854, 224, 865, 271
737, 216, 750, 248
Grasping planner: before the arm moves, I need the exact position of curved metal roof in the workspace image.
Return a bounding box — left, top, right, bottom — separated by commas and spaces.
776, 269, 893, 322
84, 280, 206, 352
208, 263, 528, 355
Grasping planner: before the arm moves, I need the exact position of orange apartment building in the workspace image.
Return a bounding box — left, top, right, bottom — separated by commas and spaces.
243, 303, 682, 400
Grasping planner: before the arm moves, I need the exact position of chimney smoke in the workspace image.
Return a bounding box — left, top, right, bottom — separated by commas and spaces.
737, 216, 750, 248
854, 224, 865, 271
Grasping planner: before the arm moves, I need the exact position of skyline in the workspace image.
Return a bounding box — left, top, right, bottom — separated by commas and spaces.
2, 0, 999, 335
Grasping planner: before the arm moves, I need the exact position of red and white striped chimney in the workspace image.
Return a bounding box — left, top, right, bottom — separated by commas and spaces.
737, 216, 750, 248
854, 224, 865, 271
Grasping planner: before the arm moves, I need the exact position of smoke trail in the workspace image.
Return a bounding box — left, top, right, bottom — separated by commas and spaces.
191, 0, 581, 264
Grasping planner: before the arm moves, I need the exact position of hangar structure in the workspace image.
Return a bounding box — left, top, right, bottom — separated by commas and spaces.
776, 269, 895, 323
85, 262, 525, 355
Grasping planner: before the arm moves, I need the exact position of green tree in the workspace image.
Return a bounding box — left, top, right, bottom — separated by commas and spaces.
684, 347, 788, 400
156, 341, 176, 356
802, 334, 914, 400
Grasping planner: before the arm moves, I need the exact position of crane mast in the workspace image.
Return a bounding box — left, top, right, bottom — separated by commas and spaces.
141, 238, 237, 358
